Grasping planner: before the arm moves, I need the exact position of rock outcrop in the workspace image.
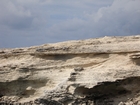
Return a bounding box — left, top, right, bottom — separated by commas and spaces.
0, 35, 140, 105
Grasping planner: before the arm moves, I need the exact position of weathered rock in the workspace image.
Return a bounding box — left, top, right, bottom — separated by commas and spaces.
74, 67, 84, 72
0, 35, 140, 105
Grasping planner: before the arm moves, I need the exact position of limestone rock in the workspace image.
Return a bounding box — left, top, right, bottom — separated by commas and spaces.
0, 35, 140, 105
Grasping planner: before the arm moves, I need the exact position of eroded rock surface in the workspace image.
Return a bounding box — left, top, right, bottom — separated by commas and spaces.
0, 35, 140, 105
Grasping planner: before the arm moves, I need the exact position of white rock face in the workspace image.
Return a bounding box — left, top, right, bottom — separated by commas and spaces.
0, 35, 140, 105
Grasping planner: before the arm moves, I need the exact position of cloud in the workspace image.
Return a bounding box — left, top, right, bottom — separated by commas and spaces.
0, 0, 50, 31
47, 0, 140, 38
0, 0, 140, 48
0, 0, 32, 29
93, 0, 140, 35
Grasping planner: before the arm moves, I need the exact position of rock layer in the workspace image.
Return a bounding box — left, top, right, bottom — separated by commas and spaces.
0, 35, 140, 105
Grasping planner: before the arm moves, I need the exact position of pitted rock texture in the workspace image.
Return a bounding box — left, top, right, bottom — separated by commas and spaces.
0, 35, 140, 105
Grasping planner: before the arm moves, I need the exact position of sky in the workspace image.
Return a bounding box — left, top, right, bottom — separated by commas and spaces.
0, 0, 140, 48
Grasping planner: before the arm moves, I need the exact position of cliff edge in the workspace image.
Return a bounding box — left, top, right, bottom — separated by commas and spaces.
0, 35, 140, 105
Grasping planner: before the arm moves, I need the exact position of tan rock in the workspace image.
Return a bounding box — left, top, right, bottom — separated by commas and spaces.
0, 35, 140, 104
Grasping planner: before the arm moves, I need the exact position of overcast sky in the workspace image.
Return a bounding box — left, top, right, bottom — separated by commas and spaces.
0, 0, 140, 48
